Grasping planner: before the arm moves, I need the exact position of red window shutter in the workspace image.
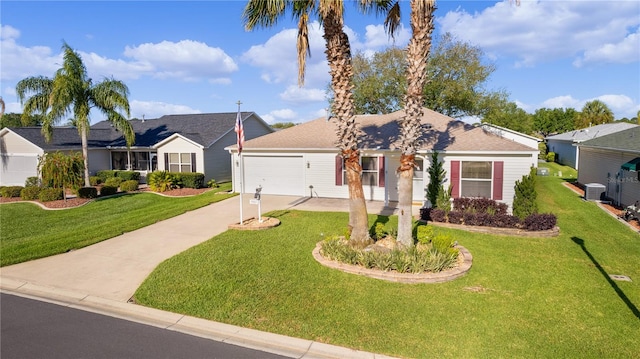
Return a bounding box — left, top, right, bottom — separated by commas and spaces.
451, 161, 460, 198
164, 153, 169, 171
378, 156, 385, 187
493, 161, 504, 200
335, 155, 343, 186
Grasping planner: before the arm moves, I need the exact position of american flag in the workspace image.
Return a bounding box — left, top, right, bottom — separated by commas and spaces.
235, 110, 244, 153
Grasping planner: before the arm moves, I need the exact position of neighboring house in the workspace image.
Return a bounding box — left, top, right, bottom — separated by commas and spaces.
480, 123, 542, 150
545, 123, 638, 169
226, 108, 539, 211
577, 126, 640, 207
0, 112, 273, 186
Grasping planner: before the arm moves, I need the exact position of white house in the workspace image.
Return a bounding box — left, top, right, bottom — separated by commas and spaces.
545, 123, 637, 169
577, 126, 640, 207
0, 112, 273, 186
227, 108, 539, 210
480, 123, 542, 150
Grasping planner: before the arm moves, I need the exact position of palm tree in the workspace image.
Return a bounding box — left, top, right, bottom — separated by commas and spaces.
396, 0, 436, 246
243, 0, 399, 245
16, 42, 135, 187
576, 99, 614, 128
0, 96, 5, 119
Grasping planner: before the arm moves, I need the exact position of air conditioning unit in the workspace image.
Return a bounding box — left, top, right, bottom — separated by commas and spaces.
584, 183, 606, 201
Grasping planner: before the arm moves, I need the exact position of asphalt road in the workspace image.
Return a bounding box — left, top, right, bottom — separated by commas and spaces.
1, 293, 290, 359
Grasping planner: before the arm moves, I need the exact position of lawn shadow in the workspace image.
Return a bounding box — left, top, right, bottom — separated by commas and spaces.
571, 236, 640, 320
369, 215, 390, 236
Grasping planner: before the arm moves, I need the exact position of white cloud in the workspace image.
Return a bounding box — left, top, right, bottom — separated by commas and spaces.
538, 94, 639, 119
574, 29, 640, 67
541, 95, 582, 110
260, 108, 299, 124
124, 40, 238, 81
129, 100, 201, 120
0, 25, 60, 81
438, 1, 640, 67
279, 85, 326, 104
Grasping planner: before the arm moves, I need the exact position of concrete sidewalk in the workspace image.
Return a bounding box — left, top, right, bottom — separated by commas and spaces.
1, 194, 410, 359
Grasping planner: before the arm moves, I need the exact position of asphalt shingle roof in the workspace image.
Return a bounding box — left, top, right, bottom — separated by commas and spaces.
241, 108, 535, 152
545, 122, 638, 143
579, 126, 640, 153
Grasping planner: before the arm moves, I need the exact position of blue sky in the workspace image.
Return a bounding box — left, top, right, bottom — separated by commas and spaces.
2, 1, 639, 125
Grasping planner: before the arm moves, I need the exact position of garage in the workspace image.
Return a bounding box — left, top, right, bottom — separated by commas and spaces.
241, 155, 304, 196
0, 154, 39, 186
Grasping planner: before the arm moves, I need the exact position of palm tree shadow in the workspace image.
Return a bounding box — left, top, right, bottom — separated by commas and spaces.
571, 236, 640, 320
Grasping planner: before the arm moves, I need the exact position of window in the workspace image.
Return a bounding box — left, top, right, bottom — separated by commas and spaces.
111, 151, 152, 171
337, 155, 384, 187
461, 161, 492, 198
414, 158, 423, 179
166, 153, 195, 173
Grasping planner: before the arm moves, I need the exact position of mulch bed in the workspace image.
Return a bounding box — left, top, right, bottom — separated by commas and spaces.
0, 187, 212, 209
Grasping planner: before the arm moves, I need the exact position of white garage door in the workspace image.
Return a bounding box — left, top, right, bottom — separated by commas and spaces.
242, 156, 304, 196
0, 155, 39, 186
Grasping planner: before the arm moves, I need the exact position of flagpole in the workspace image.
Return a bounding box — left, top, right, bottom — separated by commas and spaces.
236, 100, 244, 225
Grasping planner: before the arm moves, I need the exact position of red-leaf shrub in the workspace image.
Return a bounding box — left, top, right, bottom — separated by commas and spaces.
453, 197, 508, 215
428, 209, 447, 222
448, 211, 464, 224
488, 214, 521, 228
523, 213, 557, 231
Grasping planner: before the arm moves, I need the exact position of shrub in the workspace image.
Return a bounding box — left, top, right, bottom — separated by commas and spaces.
20, 186, 41, 200
1, 186, 23, 198
431, 232, 456, 255
96, 170, 117, 182
513, 167, 538, 220
77, 187, 98, 199
447, 211, 464, 224
373, 222, 387, 240
38, 188, 63, 202
104, 177, 124, 188
426, 151, 446, 207
538, 142, 548, 160
435, 184, 452, 212
488, 214, 521, 228
90, 176, 102, 186
453, 197, 508, 215
25, 176, 41, 187
416, 225, 436, 245
463, 212, 492, 227
119, 180, 139, 192
546, 152, 556, 162
429, 209, 447, 223
523, 213, 557, 231
148, 171, 176, 192
177, 172, 205, 189
117, 171, 140, 181
100, 185, 118, 196
207, 178, 218, 188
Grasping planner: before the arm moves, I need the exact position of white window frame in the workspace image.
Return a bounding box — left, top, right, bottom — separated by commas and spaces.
342, 156, 380, 186
168, 153, 192, 173
460, 161, 492, 198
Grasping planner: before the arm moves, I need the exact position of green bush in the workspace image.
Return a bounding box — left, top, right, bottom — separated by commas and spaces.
20, 186, 42, 200
435, 184, 452, 212
104, 177, 124, 188
513, 167, 538, 220
148, 171, 177, 192
96, 170, 117, 182
207, 178, 218, 188
538, 142, 548, 160
176, 172, 205, 189
25, 176, 41, 187
38, 188, 63, 202
546, 152, 556, 162
373, 222, 387, 240
77, 187, 98, 199
1, 186, 24, 198
99, 185, 118, 196
90, 176, 102, 186
117, 171, 140, 181
416, 225, 436, 245
119, 180, 139, 192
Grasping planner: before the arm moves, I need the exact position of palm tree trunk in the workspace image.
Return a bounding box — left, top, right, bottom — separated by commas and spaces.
397, 0, 436, 246
81, 127, 91, 187
323, 10, 370, 245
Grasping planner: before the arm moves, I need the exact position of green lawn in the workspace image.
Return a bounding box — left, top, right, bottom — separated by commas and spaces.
135, 174, 640, 358
0, 183, 235, 267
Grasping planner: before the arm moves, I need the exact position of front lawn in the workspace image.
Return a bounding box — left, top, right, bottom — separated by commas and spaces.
0, 183, 235, 267
135, 175, 640, 358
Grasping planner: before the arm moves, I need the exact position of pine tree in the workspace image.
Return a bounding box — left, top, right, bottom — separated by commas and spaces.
426, 151, 446, 208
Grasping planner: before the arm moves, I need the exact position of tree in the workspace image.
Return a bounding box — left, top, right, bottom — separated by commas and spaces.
0, 97, 4, 119
425, 150, 445, 208
243, 0, 400, 245
16, 42, 135, 187
38, 151, 84, 201
482, 100, 532, 134
576, 100, 614, 128
348, 33, 507, 118
271, 122, 296, 130
0, 113, 44, 128
532, 107, 577, 137
396, 0, 436, 246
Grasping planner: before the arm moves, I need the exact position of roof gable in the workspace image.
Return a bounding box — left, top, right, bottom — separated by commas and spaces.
579, 126, 640, 153
237, 108, 535, 152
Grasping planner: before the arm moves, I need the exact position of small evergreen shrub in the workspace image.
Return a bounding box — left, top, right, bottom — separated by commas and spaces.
20, 186, 41, 200
207, 178, 218, 188
435, 184, 452, 212
117, 171, 140, 181
77, 187, 98, 199
373, 222, 387, 240
38, 188, 63, 202
90, 176, 102, 186
523, 213, 557, 231
177, 172, 205, 189
104, 177, 124, 188
119, 180, 139, 192
100, 185, 118, 196
96, 170, 117, 182
148, 171, 176, 192
426, 151, 446, 207
538, 142, 548, 160
513, 167, 538, 220
546, 152, 556, 162
1, 186, 23, 198
24, 176, 41, 187
416, 225, 436, 245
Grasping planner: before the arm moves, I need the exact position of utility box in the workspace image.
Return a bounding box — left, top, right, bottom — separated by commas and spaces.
536, 167, 549, 176
584, 183, 606, 201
